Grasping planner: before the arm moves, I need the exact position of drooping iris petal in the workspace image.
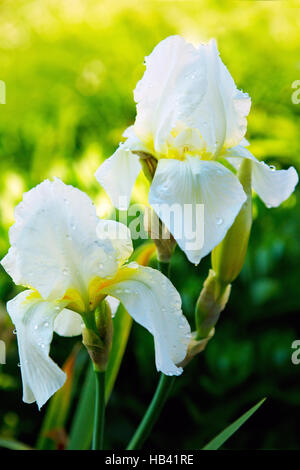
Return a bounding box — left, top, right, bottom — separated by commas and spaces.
1, 178, 119, 304
7, 290, 67, 409
149, 156, 247, 264
133, 35, 250, 158
99, 264, 191, 376
95, 146, 142, 210
54, 309, 83, 337
226, 145, 299, 207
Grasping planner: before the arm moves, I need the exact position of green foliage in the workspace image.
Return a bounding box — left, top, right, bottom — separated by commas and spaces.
203, 398, 266, 450
0, 0, 300, 450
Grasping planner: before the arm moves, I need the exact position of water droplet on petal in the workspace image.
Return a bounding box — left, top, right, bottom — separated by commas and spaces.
34, 325, 38, 331
17, 363, 21, 368
13, 329, 17, 335
216, 217, 223, 225
269, 165, 276, 171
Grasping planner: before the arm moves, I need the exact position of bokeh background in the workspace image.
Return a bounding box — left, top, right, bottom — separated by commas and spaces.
0, 0, 300, 450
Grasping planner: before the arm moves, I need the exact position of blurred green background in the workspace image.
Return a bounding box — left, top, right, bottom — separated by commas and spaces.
0, 0, 300, 450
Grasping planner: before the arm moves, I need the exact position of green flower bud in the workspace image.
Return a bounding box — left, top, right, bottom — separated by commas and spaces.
212, 158, 252, 284
195, 269, 231, 339
82, 299, 113, 372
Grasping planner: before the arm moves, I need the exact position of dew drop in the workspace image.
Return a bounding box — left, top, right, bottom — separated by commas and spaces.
124, 289, 131, 294
99, 263, 104, 269
269, 165, 276, 171
63, 268, 69, 275
17, 363, 21, 368
216, 217, 223, 225
44, 322, 49, 328
34, 325, 38, 331
13, 329, 17, 335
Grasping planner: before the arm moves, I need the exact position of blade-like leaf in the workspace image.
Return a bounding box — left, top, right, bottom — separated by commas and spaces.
67, 361, 95, 450
203, 398, 266, 450
0, 437, 32, 450
36, 345, 80, 450
105, 305, 132, 401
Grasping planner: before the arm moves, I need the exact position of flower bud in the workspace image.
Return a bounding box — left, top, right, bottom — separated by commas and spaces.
195, 269, 231, 339
82, 299, 113, 371
143, 206, 177, 262
211, 158, 252, 284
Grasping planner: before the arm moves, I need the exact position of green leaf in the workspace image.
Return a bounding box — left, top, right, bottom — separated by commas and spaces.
202, 398, 266, 450
0, 437, 32, 450
105, 305, 132, 401
67, 362, 95, 450
36, 345, 79, 450
67, 304, 132, 450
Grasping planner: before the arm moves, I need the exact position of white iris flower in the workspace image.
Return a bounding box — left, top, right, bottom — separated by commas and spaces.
95, 35, 298, 264
1, 178, 191, 408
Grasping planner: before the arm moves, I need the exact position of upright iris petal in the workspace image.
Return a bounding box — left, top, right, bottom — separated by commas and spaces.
95, 35, 252, 264
1, 178, 191, 408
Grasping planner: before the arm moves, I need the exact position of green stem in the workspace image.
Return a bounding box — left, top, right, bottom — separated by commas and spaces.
126, 373, 175, 450
126, 258, 174, 450
92, 369, 106, 450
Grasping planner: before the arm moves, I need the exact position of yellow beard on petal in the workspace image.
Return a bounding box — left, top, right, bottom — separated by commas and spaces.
62, 288, 86, 314
88, 277, 107, 311
88, 264, 140, 311
136, 125, 214, 162
22, 289, 42, 304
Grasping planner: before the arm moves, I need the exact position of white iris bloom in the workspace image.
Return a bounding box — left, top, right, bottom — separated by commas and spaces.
1, 178, 191, 408
95, 35, 298, 264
